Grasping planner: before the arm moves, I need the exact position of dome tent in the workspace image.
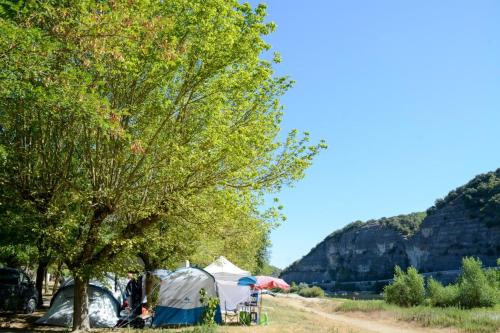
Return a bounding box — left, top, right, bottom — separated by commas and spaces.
152, 267, 222, 327
36, 274, 126, 328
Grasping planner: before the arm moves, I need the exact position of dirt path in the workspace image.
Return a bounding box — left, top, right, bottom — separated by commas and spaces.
274, 295, 457, 333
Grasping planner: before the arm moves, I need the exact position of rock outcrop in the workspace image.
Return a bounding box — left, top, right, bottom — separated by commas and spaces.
281, 169, 500, 290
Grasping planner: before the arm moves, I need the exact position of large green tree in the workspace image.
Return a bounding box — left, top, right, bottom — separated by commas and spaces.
0, 5, 84, 302
0, 1, 325, 331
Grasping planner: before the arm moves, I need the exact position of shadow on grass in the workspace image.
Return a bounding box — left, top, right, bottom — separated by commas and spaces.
0, 310, 68, 332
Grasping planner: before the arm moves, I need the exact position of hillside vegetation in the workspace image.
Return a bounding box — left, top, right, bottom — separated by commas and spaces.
428, 168, 500, 227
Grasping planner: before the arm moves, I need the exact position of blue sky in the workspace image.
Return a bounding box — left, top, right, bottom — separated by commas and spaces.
251, 1, 500, 269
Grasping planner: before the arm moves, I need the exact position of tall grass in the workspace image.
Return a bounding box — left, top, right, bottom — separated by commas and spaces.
334, 300, 500, 333
336, 300, 390, 312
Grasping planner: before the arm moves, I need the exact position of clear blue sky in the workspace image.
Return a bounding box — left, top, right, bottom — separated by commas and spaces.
250, 1, 500, 269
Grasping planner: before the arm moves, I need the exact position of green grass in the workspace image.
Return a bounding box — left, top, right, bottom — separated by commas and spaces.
334, 300, 500, 333
335, 300, 390, 312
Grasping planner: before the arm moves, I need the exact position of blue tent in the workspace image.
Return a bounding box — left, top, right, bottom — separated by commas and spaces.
152, 267, 222, 326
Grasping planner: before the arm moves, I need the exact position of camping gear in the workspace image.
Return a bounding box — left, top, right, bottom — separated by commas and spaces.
204, 256, 252, 321
238, 291, 260, 325
238, 275, 290, 291
36, 274, 126, 328
205, 256, 250, 282
152, 267, 222, 327
259, 312, 269, 325
254, 276, 290, 291
237, 276, 257, 286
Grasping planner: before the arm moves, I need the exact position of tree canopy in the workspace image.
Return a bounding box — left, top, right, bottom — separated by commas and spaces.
0, 1, 325, 330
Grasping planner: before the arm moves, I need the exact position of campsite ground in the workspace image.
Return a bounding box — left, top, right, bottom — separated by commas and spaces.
3, 294, 498, 333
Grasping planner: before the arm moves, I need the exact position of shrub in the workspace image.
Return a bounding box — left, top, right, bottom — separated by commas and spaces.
383, 266, 425, 307
290, 282, 308, 294
456, 257, 497, 308
271, 287, 286, 293
199, 288, 219, 326
298, 286, 325, 298
289, 282, 299, 293
427, 278, 458, 307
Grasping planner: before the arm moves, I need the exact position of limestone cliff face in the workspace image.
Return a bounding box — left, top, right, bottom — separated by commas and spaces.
281, 171, 500, 287
408, 198, 500, 272
281, 219, 410, 284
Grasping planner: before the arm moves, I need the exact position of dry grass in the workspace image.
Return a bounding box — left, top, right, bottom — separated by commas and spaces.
109, 296, 360, 333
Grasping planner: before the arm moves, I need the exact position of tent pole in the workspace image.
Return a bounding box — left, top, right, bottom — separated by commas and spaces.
258, 290, 262, 325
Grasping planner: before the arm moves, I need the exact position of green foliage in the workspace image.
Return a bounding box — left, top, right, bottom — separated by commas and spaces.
0, 0, 324, 274
1, 1, 325, 328
298, 286, 325, 298
289, 282, 308, 294
427, 258, 498, 309
255, 262, 282, 277
383, 266, 425, 307
427, 278, 459, 307
199, 288, 220, 326
427, 169, 500, 227
378, 212, 426, 236
455, 257, 498, 309
328, 212, 426, 239
288, 281, 325, 297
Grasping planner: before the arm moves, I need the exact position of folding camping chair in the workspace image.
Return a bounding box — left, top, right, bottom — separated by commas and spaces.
223, 301, 239, 324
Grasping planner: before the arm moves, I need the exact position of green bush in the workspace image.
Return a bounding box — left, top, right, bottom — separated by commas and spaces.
485, 258, 500, 291
199, 288, 219, 326
383, 266, 425, 307
427, 278, 458, 307
456, 257, 497, 308
290, 282, 308, 294
298, 286, 325, 298
271, 287, 286, 293
289, 282, 298, 293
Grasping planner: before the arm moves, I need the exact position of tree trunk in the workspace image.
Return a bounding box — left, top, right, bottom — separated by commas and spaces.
140, 253, 156, 309
72, 276, 90, 332
145, 272, 156, 309
52, 261, 63, 295
44, 271, 49, 294
35, 258, 49, 307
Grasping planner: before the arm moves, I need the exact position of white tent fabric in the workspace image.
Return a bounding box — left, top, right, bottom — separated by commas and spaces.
36, 275, 126, 328
204, 256, 250, 282
215, 280, 252, 311
152, 267, 221, 326
156, 268, 216, 309
204, 256, 251, 312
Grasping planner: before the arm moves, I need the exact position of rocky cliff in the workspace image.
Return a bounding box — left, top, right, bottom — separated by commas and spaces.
281, 169, 500, 290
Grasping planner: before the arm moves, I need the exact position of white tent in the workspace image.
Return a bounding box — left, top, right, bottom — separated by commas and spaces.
36, 274, 126, 328
204, 256, 250, 282
204, 256, 251, 312
152, 267, 221, 326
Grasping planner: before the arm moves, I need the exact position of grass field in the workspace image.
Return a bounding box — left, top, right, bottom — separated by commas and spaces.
116, 297, 360, 333
326, 299, 500, 333
1, 294, 498, 333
